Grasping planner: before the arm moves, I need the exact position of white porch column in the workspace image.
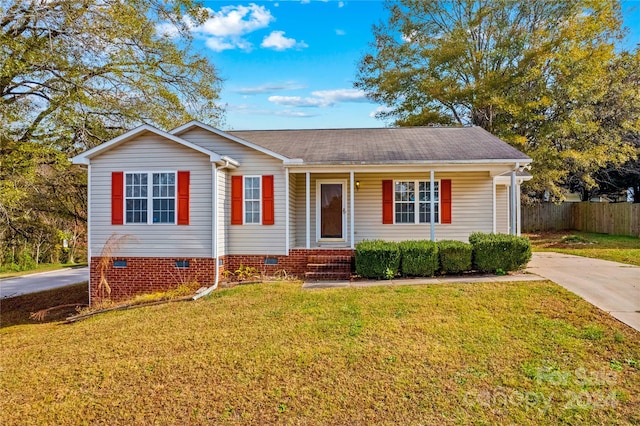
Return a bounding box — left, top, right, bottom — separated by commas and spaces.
350, 171, 355, 249
285, 167, 290, 254
516, 181, 522, 236
430, 169, 435, 241
492, 176, 497, 233
510, 168, 517, 235
305, 172, 310, 249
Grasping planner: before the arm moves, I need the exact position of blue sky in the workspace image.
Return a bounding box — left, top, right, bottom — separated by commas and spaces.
170, 0, 640, 131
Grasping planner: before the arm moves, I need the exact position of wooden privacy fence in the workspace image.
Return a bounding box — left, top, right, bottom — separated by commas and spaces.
522, 202, 640, 237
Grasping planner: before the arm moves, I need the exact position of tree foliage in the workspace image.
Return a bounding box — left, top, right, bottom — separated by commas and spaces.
0, 0, 223, 266
355, 0, 640, 200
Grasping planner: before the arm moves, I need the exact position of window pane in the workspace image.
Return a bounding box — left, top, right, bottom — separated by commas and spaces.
394, 181, 415, 223
125, 174, 148, 223
418, 180, 439, 223
245, 200, 260, 223
126, 199, 147, 223
152, 173, 175, 224
243, 177, 261, 223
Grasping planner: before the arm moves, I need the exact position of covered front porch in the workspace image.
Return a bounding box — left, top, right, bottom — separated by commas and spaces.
283, 165, 528, 252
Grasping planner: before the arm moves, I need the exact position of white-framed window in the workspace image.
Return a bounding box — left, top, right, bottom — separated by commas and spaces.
125, 172, 175, 224
244, 176, 261, 224
394, 180, 439, 224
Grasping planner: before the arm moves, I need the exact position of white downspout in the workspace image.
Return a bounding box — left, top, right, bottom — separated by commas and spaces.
193, 161, 229, 300
87, 164, 92, 307
285, 167, 290, 254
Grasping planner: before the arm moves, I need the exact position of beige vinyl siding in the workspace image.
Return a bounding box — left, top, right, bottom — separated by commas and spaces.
90, 133, 212, 257
216, 169, 227, 257
354, 172, 493, 242
496, 185, 509, 234
179, 128, 287, 255
288, 172, 297, 250
293, 171, 493, 246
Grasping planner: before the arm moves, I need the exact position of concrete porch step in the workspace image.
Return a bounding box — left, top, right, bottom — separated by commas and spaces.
305, 254, 354, 281
304, 271, 352, 281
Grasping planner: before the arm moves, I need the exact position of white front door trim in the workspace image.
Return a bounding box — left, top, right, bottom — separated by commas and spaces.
316, 179, 347, 242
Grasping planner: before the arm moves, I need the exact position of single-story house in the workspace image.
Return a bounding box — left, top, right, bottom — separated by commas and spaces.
72, 121, 532, 303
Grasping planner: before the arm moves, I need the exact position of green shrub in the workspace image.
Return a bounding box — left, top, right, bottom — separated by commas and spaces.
355, 240, 401, 279
437, 240, 472, 274
399, 240, 438, 277
469, 232, 532, 273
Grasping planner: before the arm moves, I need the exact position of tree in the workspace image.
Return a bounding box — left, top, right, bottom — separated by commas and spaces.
355, 0, 639, 200
0, 0, 223, 267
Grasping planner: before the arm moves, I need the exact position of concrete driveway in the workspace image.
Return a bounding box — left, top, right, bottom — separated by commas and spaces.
0, 267, 89, 299
527, 252, 640, 332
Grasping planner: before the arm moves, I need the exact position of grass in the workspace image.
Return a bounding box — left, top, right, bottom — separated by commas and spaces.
0, 263, 88, 279
1, 280, 639, 424
0, 282, 88, 328
528, 231, 640, 266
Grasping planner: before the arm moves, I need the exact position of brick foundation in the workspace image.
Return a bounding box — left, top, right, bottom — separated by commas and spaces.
223, 249, 354, 278
90, 257, 219, 304
90, 249, 355, 305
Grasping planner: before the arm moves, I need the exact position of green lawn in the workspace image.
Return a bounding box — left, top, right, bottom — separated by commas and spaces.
1, 281, 638, 425
0, 263, 87, 279
528, 231, 640, 266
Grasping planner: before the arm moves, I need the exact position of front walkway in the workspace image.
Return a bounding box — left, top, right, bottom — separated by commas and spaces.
527, 252, 640, 332
303, 272, 543, 290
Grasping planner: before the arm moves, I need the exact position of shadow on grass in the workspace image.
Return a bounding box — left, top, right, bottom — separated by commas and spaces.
0, 282, 88, 328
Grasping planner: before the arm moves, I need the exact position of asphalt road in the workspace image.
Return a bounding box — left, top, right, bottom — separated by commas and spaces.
0, 267, 89, 298
527, 252, 640, 332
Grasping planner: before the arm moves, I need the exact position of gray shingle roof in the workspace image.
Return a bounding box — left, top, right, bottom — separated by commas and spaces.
227, 126, 530, 164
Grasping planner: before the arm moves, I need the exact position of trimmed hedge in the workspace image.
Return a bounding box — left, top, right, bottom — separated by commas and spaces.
355, 240, 401, 279
399, 240, 439, 277
469, 232, 532, 273
437, 240, 472, 274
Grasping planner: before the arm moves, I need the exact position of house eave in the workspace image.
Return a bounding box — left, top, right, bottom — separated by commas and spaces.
70, 123, 228, 165
283, 158, 532, 168
170, 121, 292, 162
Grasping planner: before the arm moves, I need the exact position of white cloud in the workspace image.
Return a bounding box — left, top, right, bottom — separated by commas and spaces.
335, 29, 346, 36
268, 96, 325, 107
198, 4, 273, 37
261, 30, 308, 51
205, 37, 238, 52
235, 81, 307, 95
268, 89, 368, 107
338, 1, 345, 7
156, 22, 180, 38
311, 89, 368, 104
229, 103, 317, 117
300, 0, 311, 3
183, 4, 275, 52
369, 105, 393, 118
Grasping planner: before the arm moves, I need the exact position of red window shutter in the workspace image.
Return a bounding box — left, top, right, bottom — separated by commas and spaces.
231, 175, 243, 225
177, 171, 190, 225
112, 172, 124, 225
262, 175, 274, 225
382, 180, 393, 224
441, 179, 452, 224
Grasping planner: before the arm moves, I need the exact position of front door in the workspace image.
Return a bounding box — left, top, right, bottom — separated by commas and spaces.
317, 181, 345, 241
